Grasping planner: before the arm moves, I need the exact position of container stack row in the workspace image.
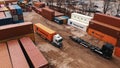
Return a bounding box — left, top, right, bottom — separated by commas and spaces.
0, 22, 48, 68
0, 5, 24, 26
8, 5, 24, 23
87, 13, 120, 57
32, 1, 69, 24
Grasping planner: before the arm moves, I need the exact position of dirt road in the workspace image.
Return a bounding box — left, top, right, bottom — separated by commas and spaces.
24, 11, 120, 68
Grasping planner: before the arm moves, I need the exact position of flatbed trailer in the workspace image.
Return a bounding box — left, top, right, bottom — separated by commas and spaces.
69, 36, 114, 59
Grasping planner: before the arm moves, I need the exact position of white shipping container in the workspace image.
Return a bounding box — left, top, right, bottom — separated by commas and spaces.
68, 19, 88, 32
71, 13, 93, 24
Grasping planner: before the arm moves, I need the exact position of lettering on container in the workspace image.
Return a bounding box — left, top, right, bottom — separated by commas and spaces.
92, 31, 104, 38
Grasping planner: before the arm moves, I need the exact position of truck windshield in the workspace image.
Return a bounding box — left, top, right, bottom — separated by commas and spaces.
57, 39, 63, 42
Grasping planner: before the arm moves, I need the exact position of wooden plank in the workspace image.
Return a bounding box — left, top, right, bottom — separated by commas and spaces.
0, 43, 12, 68
7, 40, 29, 68
20, 37, 48, 68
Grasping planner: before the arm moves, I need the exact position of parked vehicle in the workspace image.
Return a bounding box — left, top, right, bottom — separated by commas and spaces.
69, 36, 114, 59
34, 23, 63, 48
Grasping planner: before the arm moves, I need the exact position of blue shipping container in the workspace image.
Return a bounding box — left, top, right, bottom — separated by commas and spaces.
54, 16, 69, 24
13, 5, 23, 15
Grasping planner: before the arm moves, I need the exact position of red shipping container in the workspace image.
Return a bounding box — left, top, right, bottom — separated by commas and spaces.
34, 2, 45, 8
0, 43, 12, 68
89, 20, 120, 38
0, 22, 34, 41
93, 13, 120, 28
20, 37, 48, 68
7, 40, 29, 68
41, 8, 55, 21
54, 11, 64, 17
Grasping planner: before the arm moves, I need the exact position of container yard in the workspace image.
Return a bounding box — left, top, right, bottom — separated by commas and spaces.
0, 0, 120, 68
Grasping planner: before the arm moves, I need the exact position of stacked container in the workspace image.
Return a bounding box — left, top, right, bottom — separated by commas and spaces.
4, 11, 13, 25
67, 13, 93, 31
0, 6, 9, 12
87, 13, 120, 57
0, 22, 34, 42
8, 5, 24, 23
0, 12, 6, 25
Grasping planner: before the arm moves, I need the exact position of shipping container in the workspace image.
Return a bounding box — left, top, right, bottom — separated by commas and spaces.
34, 2, 45, 8
41, 8, 55, 21
13, 5, 23, 15
8, 5, 16, 15
89, 20, 120, 39
68, 19, 88, 31
114, 47, 120, 57
4, 11, 13, 25
0, 7, 9, 12
0, 43, 12, 68
87, 28, 118, 46
71, 13, 93, 24
32, 6, 42, 15
20, 37, 48, 68
93, 13, 120, 28
0, 22, 34, 42
0, 12, 5, 19
34, 23, 56, 41
54, 16, 69, 24
54, 11, 64, 17
7, 40, 29, 68
0, 12, 7, 26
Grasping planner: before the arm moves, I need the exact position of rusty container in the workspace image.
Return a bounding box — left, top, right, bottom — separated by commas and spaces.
41, 7, 55, 21
88, 20, 120, 38
20, 37, 49, 68
54, 11, 64, 17
87, 20, 120, 47
34, 2, 45, 8
88, 20, 120, 46
0, 43, 12, 68
7, 40, 29, 68
93, 13, 120, 28
0, 22, 34, 41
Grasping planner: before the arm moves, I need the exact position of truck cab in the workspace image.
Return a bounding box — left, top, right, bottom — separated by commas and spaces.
101, 43, 114, 59
52, 34, 63, 48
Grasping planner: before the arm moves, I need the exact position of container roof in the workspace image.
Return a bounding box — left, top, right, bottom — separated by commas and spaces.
35, 23, 56, 34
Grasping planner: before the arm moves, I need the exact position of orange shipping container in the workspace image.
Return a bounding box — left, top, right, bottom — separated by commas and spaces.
0, 43, 12, 68
7, 40, 29, 68
114, 47, 120, 57
87, 28, 117, 46
34, 23, 56, 41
